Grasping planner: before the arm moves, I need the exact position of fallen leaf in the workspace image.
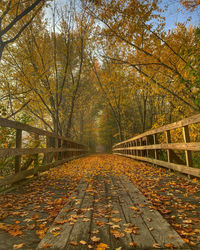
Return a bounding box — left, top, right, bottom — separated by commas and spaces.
183, 220, 193, 224
55, 220, 68, 224
80, 240, 87, 245
112, 218, 121, 222
92, 229, 99, 234
32, 214, 39, 220
124, 228, 133, 234
68, 241, 78, 246
50, 227, 61, 233
96, 242, 109, 249
165, 243, 175, 248
8, 229, 23, 237
13, 243, 24, 249
129, 242, 138, 247
91, 236, 100, 242
153, 243, 161, 248
83, 218, 90, 222
52, 232, 60, 237
41, 243, 52, 249
96, 221, 105, 227
111, 224, 120, 229
130, 206, 139, 211
112, 210, 119, 214
110, 229, 125, 239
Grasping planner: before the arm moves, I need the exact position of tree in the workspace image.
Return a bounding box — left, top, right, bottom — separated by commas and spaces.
84, 0, 200, 113
179, 0, 200, 11
0, 0, 51, 60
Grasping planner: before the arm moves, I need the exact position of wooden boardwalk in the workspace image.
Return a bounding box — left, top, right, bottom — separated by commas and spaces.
37, 174, 189, 250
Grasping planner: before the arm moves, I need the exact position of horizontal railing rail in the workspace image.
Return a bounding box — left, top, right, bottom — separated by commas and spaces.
113, 114, 200, 178
0, 118, 89, 187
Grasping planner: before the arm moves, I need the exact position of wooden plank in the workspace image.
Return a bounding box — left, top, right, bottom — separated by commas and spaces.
183, 126, 193, 167
65, 182, 94, 249
37, 180, 89, 250
114, 153, 200, 178
166, 130, 172, 163
106, 176, 134, 249
15, 129, 22, 173
153, 134, 158, 161
113, 113, 200, 147
113, 142, 200, 151
120, 176, 190, 249
110, 175, 156, 249
0, 147, 86, 157
34, 134, 39, 176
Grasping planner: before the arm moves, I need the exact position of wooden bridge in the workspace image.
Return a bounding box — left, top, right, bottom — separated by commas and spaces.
0, 115, 200, 249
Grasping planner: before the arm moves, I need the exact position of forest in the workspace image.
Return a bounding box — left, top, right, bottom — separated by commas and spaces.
0, 0, 200, 153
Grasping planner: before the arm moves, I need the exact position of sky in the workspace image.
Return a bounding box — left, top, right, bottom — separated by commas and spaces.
160, 0, 200, 30
45, 0, 200, 31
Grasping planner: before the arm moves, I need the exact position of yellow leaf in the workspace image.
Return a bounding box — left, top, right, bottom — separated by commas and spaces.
91, 236, 100, 242
13, 243, 24, 249
130, 206, 139, 211
52, 232, 60, 237
80, 240, 87, 245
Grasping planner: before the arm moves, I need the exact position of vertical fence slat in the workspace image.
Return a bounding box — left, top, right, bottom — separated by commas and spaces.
34, 134, 39, 176
153, 134, 158, 160
46, 136, 51, 163
15, 129, 22, 173
183, 125, 193, 167
165, 130, 172, 163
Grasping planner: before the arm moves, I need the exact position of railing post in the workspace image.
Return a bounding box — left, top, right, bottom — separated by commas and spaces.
15, 129, 22, 173
34, 134, 39, 176
135, 140, 138, 156
146, 136, 149, 157
153, 134, 158, 160
46, 136, 51, 163
165, 130, 172, 163
139, 138, 142, 156
183, 125, 193, 167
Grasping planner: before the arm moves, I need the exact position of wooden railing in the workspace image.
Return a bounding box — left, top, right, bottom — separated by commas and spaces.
113, 114, 200, 178
0, 118, 88, 187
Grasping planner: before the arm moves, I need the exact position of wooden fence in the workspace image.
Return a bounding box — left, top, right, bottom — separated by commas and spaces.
0, 118, 88, 187
113, 114, 200, 178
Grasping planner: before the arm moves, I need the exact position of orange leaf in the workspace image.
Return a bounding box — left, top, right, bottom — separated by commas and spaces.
55, 220, 68, 224
68, 241, 78, 246
129, 242, 137, 247
96, 242, 109, 249
165, 243, 175, 248
41, 243, 52, 249
130, 206, 139, 211
32, 214, 39, 220
112, 218, 121, 222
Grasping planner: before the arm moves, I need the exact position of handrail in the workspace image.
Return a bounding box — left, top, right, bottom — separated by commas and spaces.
113, 114, 200, 178
0, 118, 89, 187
